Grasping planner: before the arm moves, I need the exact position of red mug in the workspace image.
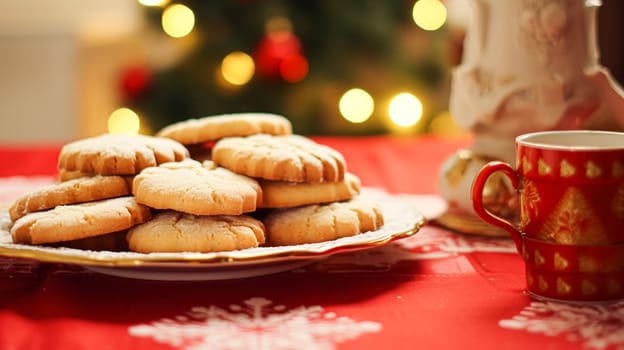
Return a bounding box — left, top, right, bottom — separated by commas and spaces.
472, 130, 624, 302
519, 235, 624, 302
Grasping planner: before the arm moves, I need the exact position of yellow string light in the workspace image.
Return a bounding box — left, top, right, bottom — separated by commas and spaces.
430, 111, 467, 137
388, 92, 423, 127
221, 51, 255, 86
412, 0, 447, 31
161, 4, 195, 38
339, 88, 375, 124
137, 0, 169, 7
108, 108, 141, 135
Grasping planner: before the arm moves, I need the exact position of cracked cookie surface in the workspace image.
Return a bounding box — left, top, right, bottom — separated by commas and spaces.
9, 175, 133, 221
157, 113, 292, 144
258, 173, 361, 208
212, 134, 346, 183
58, 133, 189, 175
133, 159, 262, 215
11, 196, 151, 245
127, 210, 265, 253
264, 196, 384, 245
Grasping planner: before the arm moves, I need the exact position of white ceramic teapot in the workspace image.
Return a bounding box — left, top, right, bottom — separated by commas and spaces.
438, 0, 624, 235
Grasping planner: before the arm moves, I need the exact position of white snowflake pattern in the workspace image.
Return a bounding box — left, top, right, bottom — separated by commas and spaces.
395, 227, 517, 257
129, 297, 381, 350
499, 301, 624, 349
314, 226, 517, 272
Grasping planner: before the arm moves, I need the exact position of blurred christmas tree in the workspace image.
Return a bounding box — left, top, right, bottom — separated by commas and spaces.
123, 0, 457, 135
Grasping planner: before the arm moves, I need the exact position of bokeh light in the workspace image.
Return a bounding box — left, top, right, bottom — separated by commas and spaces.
412, 0, 447, 31
108, 108, 141, 135
339, 88, 375, 124
221, 51, 255, 86
138, 0, 168, 7
161, 4, 195, 38
388, 92, 423, 127
430, 111, 467, 137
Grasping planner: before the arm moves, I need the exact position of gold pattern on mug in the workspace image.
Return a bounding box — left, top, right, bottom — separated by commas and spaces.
539, 187, 605, 244
578, 255, 599, 272
534, 249, 545, 265
538, 158, 551, 176
522, 155, 532, 174
559, 159, 575, 178
553, 252, 569, 270
585, 161, 602, 178
520, 179, 540, 228
556, 278, 571, 295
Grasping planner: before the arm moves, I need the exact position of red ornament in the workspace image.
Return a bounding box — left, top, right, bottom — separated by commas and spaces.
253, 32, 302, 80
279, 53, 308, 83
119, 65, 152, 101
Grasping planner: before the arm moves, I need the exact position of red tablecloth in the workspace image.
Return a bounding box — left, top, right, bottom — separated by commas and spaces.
0, 136, 622, 350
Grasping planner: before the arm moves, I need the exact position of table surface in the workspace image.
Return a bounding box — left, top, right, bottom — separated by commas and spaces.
1, 135, 622, 350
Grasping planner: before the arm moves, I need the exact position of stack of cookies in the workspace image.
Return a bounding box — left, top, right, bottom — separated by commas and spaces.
8, 113, 384, 253
9, 134, 189, 250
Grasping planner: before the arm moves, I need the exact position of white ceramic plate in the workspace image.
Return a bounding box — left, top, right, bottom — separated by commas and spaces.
0, 188, 425, 280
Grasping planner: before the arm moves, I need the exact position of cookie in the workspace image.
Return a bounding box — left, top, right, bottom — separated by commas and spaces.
264, 196, 384, 246
127, 210, 265, 253
9, 175, 132, 222
157, 113, 292, 145
58, 133, 189, 175
11, 196, 151, 245
259, 173, 361, 208
212, 134, 346, 183
132, 159, 262, 215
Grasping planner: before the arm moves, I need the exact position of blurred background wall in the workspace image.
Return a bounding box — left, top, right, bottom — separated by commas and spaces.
0, 0, 144, 143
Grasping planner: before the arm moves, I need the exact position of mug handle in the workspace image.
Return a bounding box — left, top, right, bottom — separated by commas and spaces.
471, 161, 522, 250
